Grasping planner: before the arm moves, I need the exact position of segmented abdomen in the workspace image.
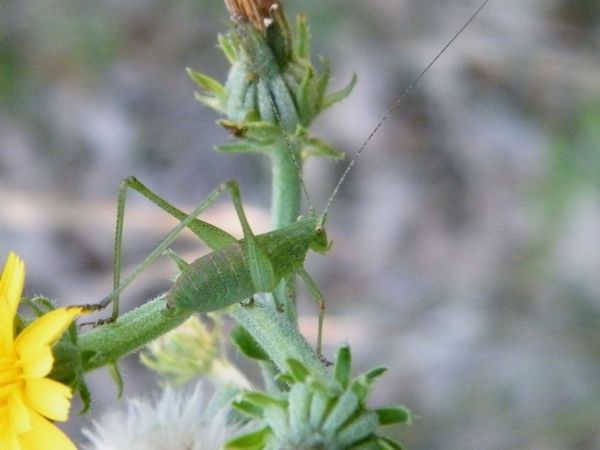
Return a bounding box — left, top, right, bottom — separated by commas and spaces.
166, 243, 255, 311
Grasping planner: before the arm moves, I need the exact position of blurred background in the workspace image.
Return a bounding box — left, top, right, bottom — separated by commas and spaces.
1, 0, 600, 448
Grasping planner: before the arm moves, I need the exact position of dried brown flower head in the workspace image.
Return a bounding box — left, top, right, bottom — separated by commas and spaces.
224, 0, 282, 31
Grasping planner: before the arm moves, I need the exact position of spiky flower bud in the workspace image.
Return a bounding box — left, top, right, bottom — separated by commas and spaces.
227, 345, 411, 449
187, 1, 355, 160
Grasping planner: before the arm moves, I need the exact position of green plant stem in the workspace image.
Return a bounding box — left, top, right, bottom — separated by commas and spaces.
271, 144, 302, 230
230, 301, 327, 380
78, 296, 190, 372
271, 144, 302, 324
77, 295, 327, 381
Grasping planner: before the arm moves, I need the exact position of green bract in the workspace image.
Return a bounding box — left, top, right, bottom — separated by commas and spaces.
227, 345, 411, 450
24, 296, 92, 413
188, 14, 355, 161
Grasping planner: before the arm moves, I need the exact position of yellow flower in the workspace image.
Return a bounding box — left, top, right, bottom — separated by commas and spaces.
0, 252, 82, 450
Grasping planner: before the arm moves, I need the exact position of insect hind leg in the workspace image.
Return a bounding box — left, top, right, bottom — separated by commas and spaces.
77, 179, 237, 324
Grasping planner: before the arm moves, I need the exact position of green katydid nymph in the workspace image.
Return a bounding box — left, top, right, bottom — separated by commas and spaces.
92, 175, 334, 355
88, 0, 491, 359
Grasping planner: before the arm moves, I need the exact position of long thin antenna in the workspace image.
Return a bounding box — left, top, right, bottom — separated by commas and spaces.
323, 0, 491, 215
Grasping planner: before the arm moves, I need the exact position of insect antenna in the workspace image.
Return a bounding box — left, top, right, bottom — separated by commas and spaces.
322, 0, 491, 216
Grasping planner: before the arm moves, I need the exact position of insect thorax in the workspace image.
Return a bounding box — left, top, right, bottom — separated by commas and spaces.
256, 215, 325, 276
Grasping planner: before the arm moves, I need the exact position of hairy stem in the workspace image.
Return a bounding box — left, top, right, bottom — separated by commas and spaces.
230, 301, 327, 379
77, 295, 327, 380
271, 144, 302, 230
78, 296, 190, 373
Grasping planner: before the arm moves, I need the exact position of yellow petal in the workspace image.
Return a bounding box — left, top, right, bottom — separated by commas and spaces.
0, 252, 25, 318
0, 297, 16, 354
0, 358, 20, 386
8, 389, 32, 434
24, 378, 73, 422
15, 308, 81, 357
0, 420, 20, 450
18, 409, 76, 450
19, 345, 53, 379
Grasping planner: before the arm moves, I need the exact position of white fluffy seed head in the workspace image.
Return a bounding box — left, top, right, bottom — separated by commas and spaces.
82, 383, 241, 450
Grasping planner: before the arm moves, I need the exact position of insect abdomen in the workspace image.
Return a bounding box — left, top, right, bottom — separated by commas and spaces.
167, 243, 255, 311
166, 219, 315, 312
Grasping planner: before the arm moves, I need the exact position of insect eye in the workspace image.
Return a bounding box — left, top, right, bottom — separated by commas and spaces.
316, 226, 323, 234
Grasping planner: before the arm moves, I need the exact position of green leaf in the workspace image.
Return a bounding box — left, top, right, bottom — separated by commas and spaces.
233, 399, 264, 419
313, 59, 331, 112
296, 65, 315, 123
226, 427, 271, 450
187, 68, 226, 98
350, 376, 372, 404
263, 403, 291, 440
217, 119, 282, 146
294, 14, 311, 60
218, 33, 239, 65
215, 142, 264, 154
218, 119, 248, 136
348, 437, 381, 450
337, 412, 379, 448
231, 325, 269, 361
364, 366, 388, 383
376, 406, 412, 425
50, 322, 92, 414
377, 436, 405, 450
302, 136, 345, 161
77, 375, 92, 414
243, 391, 285, 409
276, 373, 295, 385
267, 75, 300, 132
288, 383, 312, 437
108, 361, 124, 398
322, 390, 360, 435
286, 358, 310, 382
226, 64, 253, 121
322, 72, 357, 110
26, 295, 57, 315
243, 121, 281, 141
334, 345, 352, 389
309, 383, 331, 429
194, 92, 226, 113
